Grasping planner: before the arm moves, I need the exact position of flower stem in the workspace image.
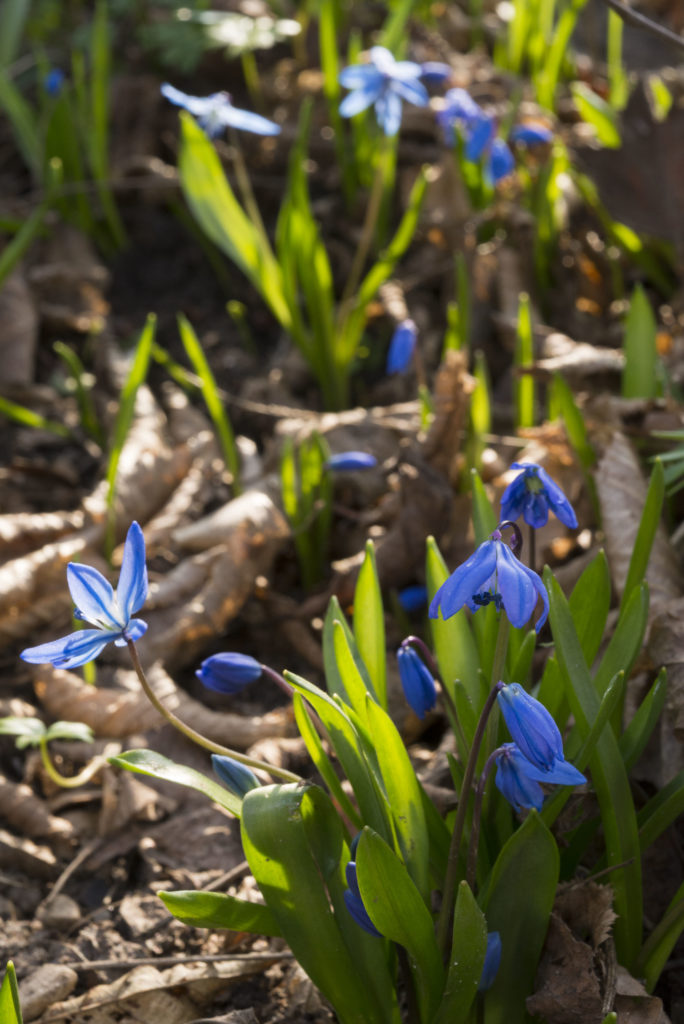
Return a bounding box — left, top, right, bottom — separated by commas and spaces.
405, 635, 469, 755
528, 523, 536, 572
436, 681, 503, 957
39, 738, 106, 789
465, 747, 502, 889
126, 641, 301, 783
339, 135, 391, 310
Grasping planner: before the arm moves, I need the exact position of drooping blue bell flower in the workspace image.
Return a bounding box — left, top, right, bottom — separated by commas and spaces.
386, 319, 418, 375
343, 860, 382, 937
212, 754, 260, 798
500, 462, 578, 530
197, 652, 263, 694
478, 932, 502, 991
497, 683, 564, 771
428, 528, 549, 631
510, 122, 553, 147
494, 743, 586, 812
339, 46, 429, 136
326, 451, 378, 471
161, 83, 281, 138
21, 522, 148, 669
397, 645, 437, 718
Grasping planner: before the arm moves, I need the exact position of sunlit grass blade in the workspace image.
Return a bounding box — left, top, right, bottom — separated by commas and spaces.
0, 396, 71, 438
0, 203, 49, 291
88, 0, 126, 248
571, 83, 621, 148
470, 468, 497, 544
292, 692, 361, 828
53, 341, 105, 446
105, 313, 156, 555
177, 313, 241, 493
353, 541, 386, 709
0, 961, 22, 1024
622, 284, 658, 399
515, 292, 535, 428
318, 0, 355, 205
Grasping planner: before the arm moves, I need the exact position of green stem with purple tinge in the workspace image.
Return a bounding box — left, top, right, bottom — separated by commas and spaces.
126, 640, 301, 783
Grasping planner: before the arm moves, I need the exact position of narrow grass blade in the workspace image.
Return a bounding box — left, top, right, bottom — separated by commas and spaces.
0, 961, 22, 1024
353, 541, 387, 709
618, 667, 667, 771
635, 880, 684, 992
0, 0, 30, 67
622, 284, 658, 399
515, 293, 535, 428
160, 889, 281, 935
0, 396, 71, 438
53, 341, 105, 446
177, 313, 241, 492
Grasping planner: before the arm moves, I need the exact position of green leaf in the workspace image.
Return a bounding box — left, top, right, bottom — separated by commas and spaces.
0, 395, 71, 439
323, 596, 375, 706
44, 721, 95, 744
470, 469, 497, 544
333, 621, 376, 716
242, 785, 390, 1024
109, 749, 242, 817
620, 459, 664, 612
0, 0, 30, 68
434, 881, 487, 1024
0, 202, 50, 292
481, 812, 559, 1024
0, 962, 22, 1024
159, 889, 281, 935
292, 692, 361, 828
515, 293, 535, 429
622, 284, 658, 399
356, 828, 444, 1022
619, 668, 667, 771
637, 770, 684, 853
353, 541, 387, 709
0, 717, 47, 747
0, 72, 41, 175
571, 82, 621, 148
545, 570, 642, 966
364, 696, 430, 898
593, 582, 648, 703
177, 313, 241, 491
635, 879, 684, 992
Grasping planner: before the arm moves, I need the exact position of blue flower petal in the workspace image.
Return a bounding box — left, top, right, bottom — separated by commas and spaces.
368, 46, 396, 74
22, 629, 115, 669
391, 77, 429, 108
465, 112, 494, 161
536, 466, 578, 528
117, 522, 148, 624
344, 861, 382, 937
429, 540, 498, 620
498, 683, 563, 770
420, 61, 452, 84
218, 105, 281, 136
212, 754, 260, 797
339, 83, 382, 118
124, 618, 148, 642
326, 451, 378, 471
376, 90, 403, 135
478, 932, 502, 991
500, 476, 528, 523
67, 563, 121, 630
511, 123, 553, 146
494, 744, 545, 811
338, 65, 384, 89
489, 138, 515, 183
161, 83, 217, 117
496, 542, 539, 628
442, 87, 481, 124
391, 60, 427, 82
397, 584, 428, 613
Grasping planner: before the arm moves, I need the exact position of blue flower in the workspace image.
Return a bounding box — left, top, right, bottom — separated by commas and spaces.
326, 451, 378, 471
197, 653, 263, 694
428, 530, 549, 631
478, 932, 502, 991
438, 90, 514, 185
212, 754, 260, 798
437, 87, 482, 146
339, 46, 428, 136
343, 860, 382, 937
420, 61, 452, 85
386, 319, 417, 375
397, 645, 437, 718
497, 683, 563, 771
489, 138, 515, 183
44, 69, 65, 97
511, 122, 553, 147
500, 462, 578, 530
494, 743, 586, 812
397, 584, 428, 613
21, 523, 148, 669
161, 83, 280, 138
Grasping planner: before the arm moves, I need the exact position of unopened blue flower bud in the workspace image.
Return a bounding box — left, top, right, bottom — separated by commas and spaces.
386, 319, 417, 375
478, 932, 502, 991
397, 645, 437, 718
344, 861, 382, 937
511, 122, 553, 147
326, 451, 378, 471
196, 653, 262, 694
212, 754, 260, 798
497, 683, 563, 771
397, 584, 428, 613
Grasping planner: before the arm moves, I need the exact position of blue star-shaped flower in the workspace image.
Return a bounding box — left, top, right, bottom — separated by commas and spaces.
428, 529, 549, 631
500, 462, 578, 529
21, 522, 148, 669
161, 83, 280, 138
338, 46, 429, 136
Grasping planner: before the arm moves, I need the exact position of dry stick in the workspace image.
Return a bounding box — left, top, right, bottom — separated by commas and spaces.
597, 0, 684, 51
125, 640, 301, 784
66, 951, 294, 971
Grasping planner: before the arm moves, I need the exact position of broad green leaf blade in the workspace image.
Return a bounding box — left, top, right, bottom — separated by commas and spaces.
619, 459, 664, 612
159, 889, 281, 936
333, 621, 376, 716
242, 785, 389, 1024
619, 668, 667, 771
44, 721, 95, 744
0, 72, 41, 175
364, 697, 430, 899
353, 541, 387, 709
323, 597, 375, 704
622, 284, 658, 399
545, 569, 642, 966
356, 829, 444, 1022
109, 749, 241, 817
292, 692, 361, 828
434, 881, 487, 1024
0, 717, 46, 744
481, 812, 559, 1024
177, 313, 241, 491
571, 82, 621, 147
0, 962, 22, 1024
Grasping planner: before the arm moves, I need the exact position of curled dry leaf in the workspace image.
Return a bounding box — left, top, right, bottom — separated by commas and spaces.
537, 332, 624, 383
526, 913, 605, 1024
0, 773, 74, 840
422, 349, 475, 481
33, 662, 292, 748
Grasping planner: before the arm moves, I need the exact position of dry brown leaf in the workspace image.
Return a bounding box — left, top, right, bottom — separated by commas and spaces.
537, 332, 624, 382
33, 662, 292, 747
595, 431, 683, 614
555, 881, 617, 949
0, 828, 59, 878
614, 966, 671, 1024
422, 349, 475, 480
526, 913, 605, 1024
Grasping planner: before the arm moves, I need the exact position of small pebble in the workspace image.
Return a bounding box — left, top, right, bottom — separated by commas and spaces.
37, 893, 81, 930
20, 963, 78, 1021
